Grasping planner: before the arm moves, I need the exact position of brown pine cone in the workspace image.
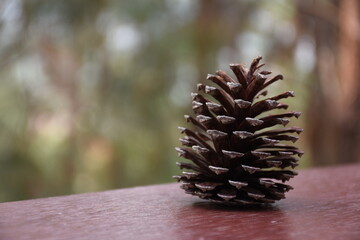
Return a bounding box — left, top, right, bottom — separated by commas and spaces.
174, 57, 304, 205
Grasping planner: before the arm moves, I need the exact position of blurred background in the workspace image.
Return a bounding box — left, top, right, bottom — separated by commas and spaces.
0, 0, 359, 202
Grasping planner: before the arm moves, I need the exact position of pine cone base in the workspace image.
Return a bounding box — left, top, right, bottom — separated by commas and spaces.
174, 57, 303, 205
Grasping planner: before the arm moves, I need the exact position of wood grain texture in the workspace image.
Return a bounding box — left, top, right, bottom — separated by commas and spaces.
0, 164, 359, 240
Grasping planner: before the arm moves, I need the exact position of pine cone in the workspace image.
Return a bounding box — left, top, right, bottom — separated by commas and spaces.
174, 57, 304, 205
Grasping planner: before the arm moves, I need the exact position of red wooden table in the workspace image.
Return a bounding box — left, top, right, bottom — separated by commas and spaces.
0, 164, 359, 240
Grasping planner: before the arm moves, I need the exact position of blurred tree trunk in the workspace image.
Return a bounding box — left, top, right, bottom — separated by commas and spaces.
194, 0, 220, 83
193, 0, 248, 83
39, 37, 80, 193
338, 0, 360, 164
297, 0, 360, 165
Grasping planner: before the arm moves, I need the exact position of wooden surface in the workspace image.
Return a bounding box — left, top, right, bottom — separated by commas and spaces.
0, 164, 359, 240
